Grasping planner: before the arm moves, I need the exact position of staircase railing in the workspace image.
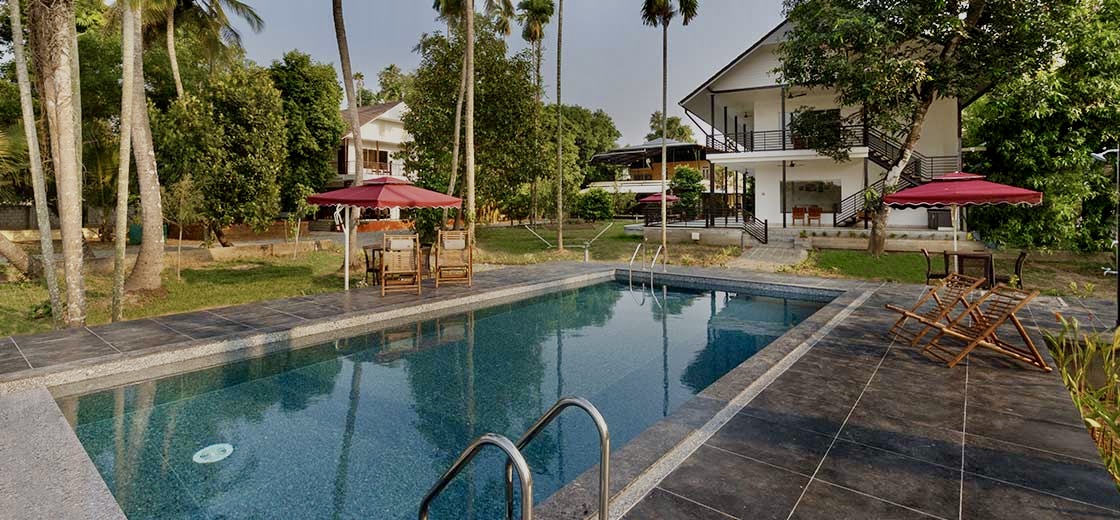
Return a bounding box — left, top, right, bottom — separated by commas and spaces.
866, 127, 960, 182
741, 214, 768, 245
832, 175, 920, 228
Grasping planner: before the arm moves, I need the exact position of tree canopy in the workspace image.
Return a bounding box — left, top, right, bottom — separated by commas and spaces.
268, 50, 345, 212
966, 0, 1120, 252
644, 111, 694, 143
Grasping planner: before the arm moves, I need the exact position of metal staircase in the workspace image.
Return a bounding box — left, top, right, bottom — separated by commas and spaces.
418, 397, 611, 520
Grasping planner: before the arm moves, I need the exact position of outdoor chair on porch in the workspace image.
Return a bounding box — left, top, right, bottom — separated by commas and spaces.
380, 234, 422, 296
885, 273, 986, 346
792, 207, 806, 226
807, 206, 822, 226
434, 230, 472, 288
920, 284, 1050, 372
994, 251, 1028, 289
921, 248, 949, 285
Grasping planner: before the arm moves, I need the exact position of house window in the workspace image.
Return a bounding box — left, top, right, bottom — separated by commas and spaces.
363, 150, 389, 171
783, 180, 843, 213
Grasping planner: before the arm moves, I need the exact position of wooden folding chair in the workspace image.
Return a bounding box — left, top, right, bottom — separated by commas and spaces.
434, 230, 472, 288
380, 234, 422, 296
920, 284, 1050, 372
885, 273, 986, 346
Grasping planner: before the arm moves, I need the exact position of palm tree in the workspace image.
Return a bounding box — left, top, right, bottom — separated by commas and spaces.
517, 0, 553, 226
124, 0, 165, 292
641, 0, 698, 266
554, 0, 564, 250
29, 0, 86, 326
333, 0, 364, 269
156, 0, 264, 98
113, 0, 137, 321
6, 0, 63, 324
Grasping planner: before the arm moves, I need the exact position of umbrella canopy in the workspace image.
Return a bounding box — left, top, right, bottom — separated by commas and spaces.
307, 176, 461, 209
638, 193, 679, 203
883, 172, 1042, 208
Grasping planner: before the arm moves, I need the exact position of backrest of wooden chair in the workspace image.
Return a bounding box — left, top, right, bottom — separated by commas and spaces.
921, 248, 933, 273
1015, 251, 1029, 285
383, 234, 419, 273
792, 207, 805, 219
929, 273, 985, 311
949, 283, 1037, 334
438, 230, 471, 265
808, 207, 822, 219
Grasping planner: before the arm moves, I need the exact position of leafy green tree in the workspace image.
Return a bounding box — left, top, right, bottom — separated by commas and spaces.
161, 172, 204, 280
573, 187, 613, 222
966, 0, 1120, 252
670, 165, 704, 218
372, 64, 414, 103
778, 0, 1080, 256
286, 183, 318, 258
401, 19, 536, 235
556, 104, 621, 183
268, 50, 345, 212
644, 110, 694, 143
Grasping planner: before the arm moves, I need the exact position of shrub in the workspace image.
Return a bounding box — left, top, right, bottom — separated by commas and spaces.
573, 188, 615, 222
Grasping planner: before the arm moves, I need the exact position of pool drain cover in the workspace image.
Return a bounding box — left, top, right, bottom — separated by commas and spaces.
192, 443, 234, 464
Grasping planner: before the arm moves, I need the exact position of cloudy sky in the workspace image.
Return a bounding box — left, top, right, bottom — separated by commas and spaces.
234, 1, 784, 147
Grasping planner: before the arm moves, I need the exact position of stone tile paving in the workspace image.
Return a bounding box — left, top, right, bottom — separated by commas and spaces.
1, 262, 604, 378
624, 283, 1120, 520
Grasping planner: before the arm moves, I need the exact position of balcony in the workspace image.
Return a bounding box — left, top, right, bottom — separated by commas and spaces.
706, 124, 866, 154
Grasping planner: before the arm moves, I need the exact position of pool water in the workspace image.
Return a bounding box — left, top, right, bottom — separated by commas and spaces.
65, 282, 829, 519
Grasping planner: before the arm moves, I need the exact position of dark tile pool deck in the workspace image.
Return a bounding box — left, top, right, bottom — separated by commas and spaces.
623, 281, 1120, 520
0, 263, 1116, 520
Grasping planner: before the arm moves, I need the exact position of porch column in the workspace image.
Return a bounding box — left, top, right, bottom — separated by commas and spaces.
781, 161, 787, 228
710, 93, 716, 149
863, 158, 869, 229
780, 86, 787, 151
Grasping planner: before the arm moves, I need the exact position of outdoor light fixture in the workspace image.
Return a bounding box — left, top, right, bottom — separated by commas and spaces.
1091, 145, 1119, 328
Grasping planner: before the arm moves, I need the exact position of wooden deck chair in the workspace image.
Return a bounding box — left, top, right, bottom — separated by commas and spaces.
885, 273, 986, 346
380, 234, 422, 296
921, 284, 1050, 372
792, 207, 806, 226
434, 230, 472, 288
807, 206, 822, 226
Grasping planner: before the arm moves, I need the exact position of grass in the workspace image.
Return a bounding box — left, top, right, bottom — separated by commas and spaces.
0, 250, 347, 337
1045, 317, 1120, 487
785, 249, 1112, 296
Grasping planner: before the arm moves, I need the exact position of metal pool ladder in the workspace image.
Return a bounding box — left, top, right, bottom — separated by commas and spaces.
418, 396, 611, 520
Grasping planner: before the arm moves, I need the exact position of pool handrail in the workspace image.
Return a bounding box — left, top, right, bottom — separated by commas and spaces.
418, 433, 534, 520
504, 396, 610, 520
628, 242, 645, 286
649, 244, 663, 287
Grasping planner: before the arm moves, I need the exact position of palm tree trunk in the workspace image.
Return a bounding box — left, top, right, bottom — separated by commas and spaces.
126, 3, 165, 293
555, 0, 564, 250
113, 1, 136, 321
0, 235, 33, 275
333, 0, 364, 269
530, 40, 542, 227
659, 23, 668, 265
444, 52, 467, 229
167, 8, 184, 98
8, 0, 62, 323
31, 0, 86, 326
464, 0, 476, 238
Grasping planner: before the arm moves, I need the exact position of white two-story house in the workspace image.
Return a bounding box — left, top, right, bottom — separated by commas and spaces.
681, 21, 968, 232
332, 101, 412, 187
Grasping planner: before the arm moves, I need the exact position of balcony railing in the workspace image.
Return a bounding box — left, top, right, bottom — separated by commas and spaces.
706, 125, 866, 154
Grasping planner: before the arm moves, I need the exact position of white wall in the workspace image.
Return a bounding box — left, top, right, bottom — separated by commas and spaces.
711, 44, 782, 91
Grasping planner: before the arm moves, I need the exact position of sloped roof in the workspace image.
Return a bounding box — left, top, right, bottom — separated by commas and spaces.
679, 20, 791, 107
342, 101, 404, 128
589, 138, 708, 165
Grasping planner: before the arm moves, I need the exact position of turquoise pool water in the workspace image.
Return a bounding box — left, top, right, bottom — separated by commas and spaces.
66, 282, 829, 519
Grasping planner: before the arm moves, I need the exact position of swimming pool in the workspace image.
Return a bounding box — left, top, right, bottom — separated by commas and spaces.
64, 282, 830, 519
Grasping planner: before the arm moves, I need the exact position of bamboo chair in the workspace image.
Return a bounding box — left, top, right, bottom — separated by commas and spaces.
920, 284, 1050, 372
434, 230, 473, 288
885, 273, 986, 346
380, 234, 422, 296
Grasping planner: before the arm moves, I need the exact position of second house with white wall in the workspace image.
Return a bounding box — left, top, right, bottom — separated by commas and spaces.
680, 21, 970, 232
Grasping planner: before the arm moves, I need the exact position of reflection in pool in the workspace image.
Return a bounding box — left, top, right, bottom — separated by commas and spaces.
63, 282, 830, 519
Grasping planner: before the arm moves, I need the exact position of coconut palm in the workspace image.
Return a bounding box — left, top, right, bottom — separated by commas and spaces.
554, 0, 564, 250
333, 0, 363, 268
517, 0, 553, 225
113, 0, 137, 321
155, 0, 264, 98
6, 0, 63, 324
641, 0, 698, 265
29, 0, 86, 326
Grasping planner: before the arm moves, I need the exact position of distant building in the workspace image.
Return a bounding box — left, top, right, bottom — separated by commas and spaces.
588, 138, 715, 196
331, 101, 411, 187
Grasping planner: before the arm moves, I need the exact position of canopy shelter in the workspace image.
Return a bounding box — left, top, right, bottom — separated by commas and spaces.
307, 176, 461, 291
638, 193, 679, 204
884, 172, 1043, 250
589, 138, 712, 166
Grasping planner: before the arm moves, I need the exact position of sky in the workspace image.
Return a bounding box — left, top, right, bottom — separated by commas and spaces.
233, 1, 785, 147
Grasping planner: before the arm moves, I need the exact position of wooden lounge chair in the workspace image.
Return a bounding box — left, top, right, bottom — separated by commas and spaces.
994, 250, 1028, 289
807, 206, 822, 226
885, 273, 985, 346
920, 284, 1050, 372
921, 248, 949, 285
434, 230, 472, 288
792, 207, 806, 226
380, 234, 422, 296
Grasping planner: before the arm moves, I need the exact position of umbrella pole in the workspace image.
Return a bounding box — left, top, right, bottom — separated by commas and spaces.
952, 205, 959, 254
344, 206, 350, 291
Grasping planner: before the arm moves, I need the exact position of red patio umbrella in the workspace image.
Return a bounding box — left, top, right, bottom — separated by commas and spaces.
637, 193, 679, 204
884, 171, 1042, 250
307, 176, 462, 290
